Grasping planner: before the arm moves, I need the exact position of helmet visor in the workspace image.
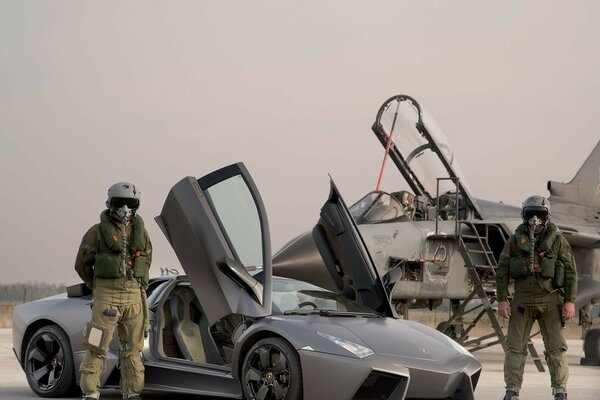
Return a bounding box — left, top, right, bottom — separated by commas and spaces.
523, 208, 548, 221
110, 197, 139, 209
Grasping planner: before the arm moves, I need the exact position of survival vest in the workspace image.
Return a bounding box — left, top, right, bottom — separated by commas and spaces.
93, 210, 151, 287
508, 222, 565, 288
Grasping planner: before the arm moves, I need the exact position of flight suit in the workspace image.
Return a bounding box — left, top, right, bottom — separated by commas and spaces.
74, 210, 152, 398
496, 222, 577, 392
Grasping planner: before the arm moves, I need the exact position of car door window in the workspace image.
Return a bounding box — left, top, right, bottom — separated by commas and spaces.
204, 174, 263, 271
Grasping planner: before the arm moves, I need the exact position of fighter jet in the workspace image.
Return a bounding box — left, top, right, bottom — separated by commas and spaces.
272, 94, 600, 367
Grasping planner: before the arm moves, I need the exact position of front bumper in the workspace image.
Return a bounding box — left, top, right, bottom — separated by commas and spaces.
298, 349, 480, 400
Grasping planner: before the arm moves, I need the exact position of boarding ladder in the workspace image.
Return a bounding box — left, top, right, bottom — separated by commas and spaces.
432, 178, 545, 371
456, 223, 545, 372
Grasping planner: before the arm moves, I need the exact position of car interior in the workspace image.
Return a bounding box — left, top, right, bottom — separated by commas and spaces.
155, 282, 244, 366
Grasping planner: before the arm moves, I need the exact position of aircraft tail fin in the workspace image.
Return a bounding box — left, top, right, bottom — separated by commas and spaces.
548, 140, 600, 209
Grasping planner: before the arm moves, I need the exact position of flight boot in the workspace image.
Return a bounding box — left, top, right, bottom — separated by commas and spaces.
503, 389, 519, 400
553, 387, 567, 399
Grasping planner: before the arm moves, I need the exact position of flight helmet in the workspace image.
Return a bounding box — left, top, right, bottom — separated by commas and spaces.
106, 182, 140, 219
521, 195, 550, 229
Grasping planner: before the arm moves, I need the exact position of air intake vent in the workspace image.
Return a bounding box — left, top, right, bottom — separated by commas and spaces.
352, 371, 407, 400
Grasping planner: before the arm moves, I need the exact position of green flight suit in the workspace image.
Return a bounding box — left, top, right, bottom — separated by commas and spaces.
74, 211, 152, 398
496, 222, 577, 391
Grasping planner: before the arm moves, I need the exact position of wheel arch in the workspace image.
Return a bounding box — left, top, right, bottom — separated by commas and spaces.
233, 328, 300, 381
20, 319, 63, 366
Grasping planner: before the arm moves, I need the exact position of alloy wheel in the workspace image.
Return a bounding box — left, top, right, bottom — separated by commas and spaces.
243, 343, 291, 400
26, 332, 66, 392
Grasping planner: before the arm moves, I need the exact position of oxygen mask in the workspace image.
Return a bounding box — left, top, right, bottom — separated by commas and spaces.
110, 197, 139, 223
114, 206, 134, 223
524, 210, 548, 234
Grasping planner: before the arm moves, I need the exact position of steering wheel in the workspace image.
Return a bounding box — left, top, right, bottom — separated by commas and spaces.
298, 301, 318, 309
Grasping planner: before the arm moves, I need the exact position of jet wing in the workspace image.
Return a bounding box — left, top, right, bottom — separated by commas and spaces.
558, 227, 600, 249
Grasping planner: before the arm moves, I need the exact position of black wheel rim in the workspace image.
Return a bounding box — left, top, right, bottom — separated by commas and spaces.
244, 344, 291, 400
26, 332, 65, 392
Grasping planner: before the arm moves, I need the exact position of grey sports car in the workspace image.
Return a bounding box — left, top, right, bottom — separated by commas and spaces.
13, 163, 481, 399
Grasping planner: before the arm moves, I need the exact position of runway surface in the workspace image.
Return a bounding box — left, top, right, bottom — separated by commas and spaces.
1, 328, 598, 399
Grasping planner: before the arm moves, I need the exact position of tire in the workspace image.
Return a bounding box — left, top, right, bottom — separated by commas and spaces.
241, 337, 302, 400
24, 325, 76, 398
584, 328, 600, 361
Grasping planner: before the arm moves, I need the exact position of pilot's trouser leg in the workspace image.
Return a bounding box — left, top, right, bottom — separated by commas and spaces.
504, 303, 535, 390
117, 302, 145, 398
538, 304, 568, 390
80, 301, 119, 396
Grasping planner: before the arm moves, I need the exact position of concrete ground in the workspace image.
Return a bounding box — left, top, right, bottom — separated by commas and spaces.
1, 328, 598, 400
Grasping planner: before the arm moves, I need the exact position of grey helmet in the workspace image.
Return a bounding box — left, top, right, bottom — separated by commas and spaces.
106, 182, 141, 211
521, 195, 550, 225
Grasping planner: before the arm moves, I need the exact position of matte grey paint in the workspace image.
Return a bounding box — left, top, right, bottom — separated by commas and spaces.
155, 167, 271, 324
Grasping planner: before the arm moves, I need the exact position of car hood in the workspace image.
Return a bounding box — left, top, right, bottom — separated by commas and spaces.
334, 317, 473, 364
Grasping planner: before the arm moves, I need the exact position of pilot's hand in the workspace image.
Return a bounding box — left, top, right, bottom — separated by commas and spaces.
498, 301, 511, 319
562, 302, 575, 321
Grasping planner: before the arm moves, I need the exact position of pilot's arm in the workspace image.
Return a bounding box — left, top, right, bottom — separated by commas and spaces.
495, 236, 514, 318
558, 235, 577, 320
74, 226, 99, 289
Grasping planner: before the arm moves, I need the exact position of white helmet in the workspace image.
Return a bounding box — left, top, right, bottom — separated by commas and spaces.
521, 195, 550, 225
106, 182, 140, 210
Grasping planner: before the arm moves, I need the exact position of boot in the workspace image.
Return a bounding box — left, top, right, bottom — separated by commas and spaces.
554, 392, 567, 399
503, 389, 519, 400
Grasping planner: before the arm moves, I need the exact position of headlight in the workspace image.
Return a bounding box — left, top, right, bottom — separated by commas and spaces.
317, 332, 375, 359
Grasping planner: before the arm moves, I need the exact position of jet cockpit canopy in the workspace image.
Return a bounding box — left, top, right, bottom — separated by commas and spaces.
372, 95, 482, 220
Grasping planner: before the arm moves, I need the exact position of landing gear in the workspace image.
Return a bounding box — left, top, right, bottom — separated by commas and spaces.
581, 328, 600, 366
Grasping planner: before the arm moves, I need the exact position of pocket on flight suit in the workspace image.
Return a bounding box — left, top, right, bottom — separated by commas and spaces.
119, 303, 144, 354
82, 320, 112, 354
100, 304, 120, 325
122, 303, 142, 321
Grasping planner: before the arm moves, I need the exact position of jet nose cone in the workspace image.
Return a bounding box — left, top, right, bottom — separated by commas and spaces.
273, 232, 338, 292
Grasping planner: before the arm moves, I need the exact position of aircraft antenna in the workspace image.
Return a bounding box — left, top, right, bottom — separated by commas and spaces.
375, 100, 401, 191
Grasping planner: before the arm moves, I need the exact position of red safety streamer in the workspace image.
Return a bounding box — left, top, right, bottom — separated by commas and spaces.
375, 101, 401, 191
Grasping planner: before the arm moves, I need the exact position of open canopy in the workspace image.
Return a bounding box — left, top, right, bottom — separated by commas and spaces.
372, 95, 482, 219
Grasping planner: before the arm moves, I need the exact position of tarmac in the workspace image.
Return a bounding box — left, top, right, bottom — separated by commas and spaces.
0, 328, 598, 400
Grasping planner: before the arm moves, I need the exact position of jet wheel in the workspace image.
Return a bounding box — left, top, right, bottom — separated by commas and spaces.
24, 325, 75, 397
242, 337, 302, 400
584, 328, 600, 362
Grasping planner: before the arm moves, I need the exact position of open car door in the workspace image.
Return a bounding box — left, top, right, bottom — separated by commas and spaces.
156, 163, 272, 325
312, 179, 396, 318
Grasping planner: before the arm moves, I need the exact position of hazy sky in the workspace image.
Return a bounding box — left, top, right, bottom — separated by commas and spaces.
1, 1, 598, 284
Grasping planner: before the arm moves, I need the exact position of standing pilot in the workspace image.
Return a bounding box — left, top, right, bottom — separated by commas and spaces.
74, 182, 152, 400
496, 196, 577, 400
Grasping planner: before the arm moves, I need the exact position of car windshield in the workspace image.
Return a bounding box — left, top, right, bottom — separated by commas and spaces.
272, 279, 380, 316
349, 191, 405, 223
